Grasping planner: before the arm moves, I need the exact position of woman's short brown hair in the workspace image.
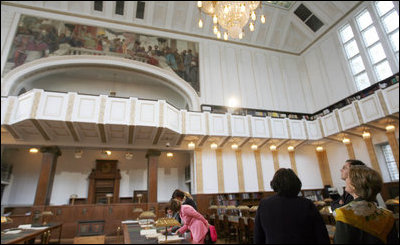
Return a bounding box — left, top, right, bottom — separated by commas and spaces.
270, 168, 302, 197
169, 198, 182, 213
349, 165, 382, 201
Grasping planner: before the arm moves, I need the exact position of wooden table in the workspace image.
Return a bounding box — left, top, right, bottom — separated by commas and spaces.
122, 223, 191, 244
1, 222, 63, 244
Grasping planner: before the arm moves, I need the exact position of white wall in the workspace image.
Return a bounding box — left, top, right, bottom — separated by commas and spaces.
1, 147, 190, 206
1, 3, 309, 113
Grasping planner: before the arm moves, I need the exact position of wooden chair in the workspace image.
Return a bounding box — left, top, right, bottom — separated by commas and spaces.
223, 215, 238, 243
238, 217, 247, 244
246, 218, 255, 244
73, 235, 105, 244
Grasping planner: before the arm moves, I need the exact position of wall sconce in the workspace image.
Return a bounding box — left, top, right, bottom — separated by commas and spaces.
125, 152, 133, 160
231, 143, 238, 150
29, 148, 39, 153
166, 152, 173, 158
342, 138, 351, 144
251, 144, 258, 151
362, 131, 371, 139
74, 149, 83, 159
269, 145, 277, 151
210, 143, 218, 150
70, 194, 78, 205
316, 146, 324, 152
386, 125, 395, 132
188, 142, 195, 150
287, 146, 294, 152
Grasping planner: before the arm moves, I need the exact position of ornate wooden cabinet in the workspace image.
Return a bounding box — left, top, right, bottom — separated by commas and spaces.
88, 160, 121, 204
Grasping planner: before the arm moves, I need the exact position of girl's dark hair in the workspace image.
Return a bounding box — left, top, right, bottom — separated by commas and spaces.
172, 189, 185, 199
270, 168, 302, 197
169, 198, 181, 213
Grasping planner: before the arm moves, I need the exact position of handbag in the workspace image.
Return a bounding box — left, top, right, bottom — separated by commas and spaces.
204, 225, 217, 244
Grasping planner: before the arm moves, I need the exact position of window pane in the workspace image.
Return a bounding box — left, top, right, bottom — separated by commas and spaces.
362, 26, 379, 46
355, 72, 370, 90
339, 25, 354, 43
344, 40, 359, 59
356, 10, 372, 31
390, 30, 399, 52
374, 60, 392, 80
381, 144, 399, 181
350, 56, 365, 75
368, 43, 386, 64
375, 1, 394, 17
382, 11, 399, 33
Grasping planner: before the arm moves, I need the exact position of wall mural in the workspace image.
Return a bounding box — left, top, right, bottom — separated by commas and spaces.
5, 15, 200, 94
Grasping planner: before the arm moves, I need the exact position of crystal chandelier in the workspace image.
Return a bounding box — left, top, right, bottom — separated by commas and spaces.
197, 1, 265, 40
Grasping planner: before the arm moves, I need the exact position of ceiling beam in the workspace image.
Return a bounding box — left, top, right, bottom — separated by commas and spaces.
344, 131, 363, 138
198, 135, 209, 147
325, 137, 342, 143
239, 137, 251, 148
219, 136, 231, 148
259, 138, 271, 148
277, 139, 289, 149
362, 123, 386, 132
294, 140, 307, 149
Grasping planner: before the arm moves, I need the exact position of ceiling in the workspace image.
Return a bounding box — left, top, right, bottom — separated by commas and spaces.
144, 1, 361, 54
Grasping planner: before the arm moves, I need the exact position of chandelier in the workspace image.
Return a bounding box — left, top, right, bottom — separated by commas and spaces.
197, 1, 265, 40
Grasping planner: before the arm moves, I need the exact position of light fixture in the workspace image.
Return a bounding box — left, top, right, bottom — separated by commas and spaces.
287, 146, 294, 152
231, 143, 239, 150
362, 131, 371, 139
125, 152, 133, 160
188, 142, 195, 150
342, 138, 351, 144
105, 150, 112, 156
210, 142, 218, 150
386, 125, 395, 132
251, 144, 258, 151
74, 149, 83, 159
269, 145, 277, 151
197, 1, 265, 40
29, 148, 39, 153
167, 152, 173, 158
228, 97, 239, 108
316, 146, 324, 152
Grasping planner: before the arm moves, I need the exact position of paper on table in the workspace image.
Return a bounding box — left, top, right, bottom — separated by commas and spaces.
121, 220, 138, 224
18, 224, 32, 229
158, 235, 184, 243
140, 229, 157, 236
5, 230, 22, 234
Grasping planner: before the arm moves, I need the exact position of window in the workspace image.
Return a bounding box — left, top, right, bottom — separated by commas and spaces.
381, 143, 399, 181
339, 24, 370, 90
356, 9, 393, 82
94, 1, 103, 12
115, 1, 124, 16
338, 1, 398, 91
136, 1, 145, 19
374, 1, 399, 62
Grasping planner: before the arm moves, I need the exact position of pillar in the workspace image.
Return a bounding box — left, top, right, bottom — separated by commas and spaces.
363, 136, 382, 175
288, 151, 298, 175
216, 149, 225, 193
146, 150, 161, 208
345, 142, 356, 159
195, 148, 203, 194
272, 150, 280, 172
315, 149, 333, 186
235, 150, 245, 193
254, 150, 265, 191
34, 146, 61, 206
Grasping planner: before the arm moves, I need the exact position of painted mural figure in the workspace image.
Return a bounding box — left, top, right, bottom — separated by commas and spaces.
5, 15, 200, 94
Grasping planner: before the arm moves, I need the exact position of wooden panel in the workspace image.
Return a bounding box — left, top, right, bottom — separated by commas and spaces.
315, 150, 333, 186
272, 151, 280, 171
338, 103, 360, 131
382, 83, 399, 114
363, 137, 382, 175
289, 151, 298, 175
186, 112, 206, 135
321, 113, 340, 136
271, 118, 288, 139
254, 150, 265, 191
306, 120, 323, 140
357, 94, 384, 123
216, 149, 225, 193
235, 150, 245, 193
231, 115, 249, 137
345, 142, 356, 159
289, 120, 306, 139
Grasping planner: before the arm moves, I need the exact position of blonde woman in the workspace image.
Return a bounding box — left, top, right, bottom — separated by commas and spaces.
334, 165, 398, 244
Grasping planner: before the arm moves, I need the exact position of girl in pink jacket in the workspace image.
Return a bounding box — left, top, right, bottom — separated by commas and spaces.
169, 198, 209, 244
